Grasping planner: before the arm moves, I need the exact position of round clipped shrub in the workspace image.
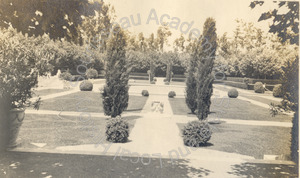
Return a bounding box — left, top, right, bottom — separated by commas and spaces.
59, 71, 73, 81
254, 82, 265, 93
273, 84, 284, 97
228, 88, 238, 98
141, 90, 149, 96
106, 116, 129, 143
79, 80, 93, 91
168, 91, 176, 98
86, 68, 98, 79
182, 121, 212, 147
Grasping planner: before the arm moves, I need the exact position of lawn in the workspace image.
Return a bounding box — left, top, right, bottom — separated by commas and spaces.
18, 114, 141, 148
36, 91, 148, 113
177, 123, 292, 159
169, 98, 292, 122
32, 89, 68, 97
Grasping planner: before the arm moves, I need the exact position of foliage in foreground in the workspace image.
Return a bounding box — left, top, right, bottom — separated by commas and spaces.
106, 116, 129, 143
182, 121, 212, 147
0, 27, 51, 109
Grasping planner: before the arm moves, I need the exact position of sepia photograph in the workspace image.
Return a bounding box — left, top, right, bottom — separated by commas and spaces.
0, 0, 299, 177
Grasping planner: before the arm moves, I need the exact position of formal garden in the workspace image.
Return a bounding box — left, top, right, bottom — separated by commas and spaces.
0, 0, 299, 177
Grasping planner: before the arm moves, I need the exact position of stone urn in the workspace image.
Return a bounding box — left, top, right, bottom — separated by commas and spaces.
7, 108, 25, 148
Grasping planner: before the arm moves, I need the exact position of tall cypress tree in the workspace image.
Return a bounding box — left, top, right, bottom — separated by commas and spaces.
102, 27, 130, 117
185, 38, 197, 113
195, 18, 217, 120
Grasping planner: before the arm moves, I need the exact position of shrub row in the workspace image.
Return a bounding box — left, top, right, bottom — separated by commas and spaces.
226, 77, 281, 85
223, 81, 248, 89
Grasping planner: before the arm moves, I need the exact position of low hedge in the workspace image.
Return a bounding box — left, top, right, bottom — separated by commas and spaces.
223, 81, 248, 89
129, 76, 149, 80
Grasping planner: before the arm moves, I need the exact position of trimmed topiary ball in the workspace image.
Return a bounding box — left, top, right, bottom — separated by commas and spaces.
80, 80, 93, 91
273, 84, 284, 97
182, 121, 212, 147
228, 88, 238, 98
141, 90, 149, 96
168, 91, 176, 98
254, 82, 265, 93
86, 68, 98, 79
106, 116, 129, 143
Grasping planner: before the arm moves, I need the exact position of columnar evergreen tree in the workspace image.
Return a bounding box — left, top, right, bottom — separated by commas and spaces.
102, 27, 130, 117
195, 18, 217, 120
185, 46, 197, 113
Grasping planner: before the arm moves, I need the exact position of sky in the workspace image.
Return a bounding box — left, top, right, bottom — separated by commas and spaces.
105, 0, 278, 45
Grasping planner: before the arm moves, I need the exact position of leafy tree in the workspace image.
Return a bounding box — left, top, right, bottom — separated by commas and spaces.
250, 1, 299, 45
156, 25, 172, 80
156, 25, 172, 52
80, 3, 115, 52
0, 0, 102, 44
174, 34, 185, 53
147, 33, 159, 81
195, 18, 217, 120
102, 27, 130, 117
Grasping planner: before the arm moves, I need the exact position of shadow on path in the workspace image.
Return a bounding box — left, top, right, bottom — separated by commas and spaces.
228, 162, 298, 177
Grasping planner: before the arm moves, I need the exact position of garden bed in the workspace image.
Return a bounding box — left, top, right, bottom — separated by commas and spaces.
177, 123, 292, 159
169, 98, 292, 122
18, 114, 140, 148
35, 92, 148, 113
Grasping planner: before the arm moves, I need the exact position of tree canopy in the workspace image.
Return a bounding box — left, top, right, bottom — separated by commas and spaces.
250, 1, 299, 45
0, 0, 103, 44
